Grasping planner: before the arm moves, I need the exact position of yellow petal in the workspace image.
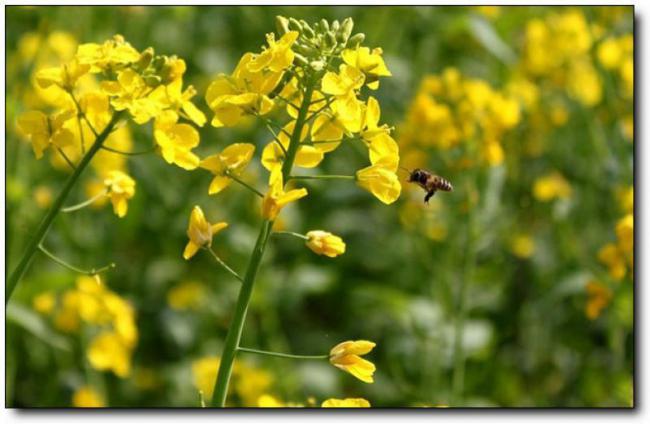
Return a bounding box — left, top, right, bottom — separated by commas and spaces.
183, 241, 200, 260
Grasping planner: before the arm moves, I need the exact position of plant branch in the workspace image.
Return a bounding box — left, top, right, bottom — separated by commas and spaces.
205, 247, 244, 283
237, 346, 328, 360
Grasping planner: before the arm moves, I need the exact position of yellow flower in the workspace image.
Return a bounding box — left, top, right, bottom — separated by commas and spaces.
261, 173, 308, 220
154, 110, 201, 170
321, 64, 365, 96
32, 291, 56, 315
33, 185, 53, 209
616, 214, 633, 255
17, 109, 75, 159
597, 37, 624, 70
247, 31, 299, 73
103, 170, 135, 218
183, 205, 228, 260
322, 398, 371, 408
258, 394, 285, 407
510, 234, 535, 259
35, 59, 90, 91
167, 281, 205, 311
483, 140, 505, 166
305, 230, 346, 258
356, 164, 401, 205
200, 143, 255, 195
533, 172, 572, 201
72, 386, 105, 408
342, 46, 392, 89
101, 69, 162, 124
76, 34, 141, 73
598, 243, 626, 281
329, 340, 376, 383
234, 363, 273, 406
87, 331, 132, 378
150, 78, 206, 127
205, 53, 282, 127
567, 60, 602, 107
192, 356, 220, 400
262, 121, 323, 173
585, 280, 612, 320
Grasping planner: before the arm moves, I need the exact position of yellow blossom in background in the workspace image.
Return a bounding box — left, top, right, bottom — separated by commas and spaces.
329, 340, 376, 383
183, 205, 228, 260
510, 234, 536, 259
616, 214, 633, 256
585, 280, 612, 320
103, 170, 135, 218
305, 230, 346, 258
200, 143, 255, 195
87, 331, 133, 378
356, 164, 401, 205
167, 281, 205, 310
322, 398, 371, 408
72, 386, 105, 408
32, 291, 56, 314
192, 356, 220, 400
233, 362, 273, 406
598, 243, 627, 281
533, 172, 572, 202
35, 59, 90, 91
257, 394, 285, 407
33, 185, 53, 209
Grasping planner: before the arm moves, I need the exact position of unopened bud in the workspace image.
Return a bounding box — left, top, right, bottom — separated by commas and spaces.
340, 18, 354, 42
331, 20, 340, 32
300, 20, 315, 38
276, 16, 290, 35
137, 47, 154, 71
294, 53, 309, 66
310, 60, 326, 71
325, 32, 337, 49
152, 56, 167, 71
320, 19, 329, 32
288, 18, 303, 32
348, 33, 365, 47
143, 74, 162, 87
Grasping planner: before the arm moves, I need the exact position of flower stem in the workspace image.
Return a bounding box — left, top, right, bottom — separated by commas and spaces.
237, 346, 328, 360
6, 111, 124, 304
205, 247, 244, 283
289, 174, 355, 180
100, 145, 157, 156
272, 230, 309, 240
210, 79, 316, 407
61, 189, 108, 213
225, 171, 264, 198
38, 244, 115, 276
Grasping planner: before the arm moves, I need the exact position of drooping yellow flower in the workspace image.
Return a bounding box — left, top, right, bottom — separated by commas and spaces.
321, 64, 365, 96
154, 110, 201, 170
200, 143, 255, 195
17, 109, 75, 159
329, 340, 376, 383
247, 31, 299, 73
72, 386, 105, 408
205, 53, 282, 127
192, 356, 220, 400
183, 206, 228, 260
261, 173, 308, 220
305, 230, 346, 258
103, 170, 135, 218
322, 398, 371, 408
87, 331, 132, 378
342, 46, 392, 89
356, 163, 401, 205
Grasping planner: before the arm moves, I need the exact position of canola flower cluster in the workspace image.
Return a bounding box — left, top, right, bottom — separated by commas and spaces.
33, 276, 138, 379
182, 16, 394, 407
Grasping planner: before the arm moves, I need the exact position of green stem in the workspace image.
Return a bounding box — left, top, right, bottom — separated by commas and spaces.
237, 346, 328, 360
38, 244, 115, 275
100, 145, 156, 156
210, 79, 315, 407
6, 111, 123, 303
273, 231, 309, 240
61, 189, 108, 213
225, 171, 264, 198
289, 174, 355, 180
205, 247, 244, 283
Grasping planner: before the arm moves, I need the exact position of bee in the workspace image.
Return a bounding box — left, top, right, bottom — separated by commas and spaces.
404, 168, 453, 204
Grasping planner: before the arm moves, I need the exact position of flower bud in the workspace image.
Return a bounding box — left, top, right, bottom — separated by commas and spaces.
331, 20, 340, 32
300, 20, 315, 38
275, 16, 290, 35
288, 17, 303, 32
320, 19, 330, 32
310, 60, 326, 71
136, 47, 154, 71
306, 231, 346, 257
325, 32, 337, 49
339, 18, 354, 42
348, 33, 365, 47
143, 74, 162, 87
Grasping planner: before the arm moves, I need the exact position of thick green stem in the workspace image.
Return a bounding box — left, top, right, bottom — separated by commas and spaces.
210, 79, 315, 407
6, 111, 123, 303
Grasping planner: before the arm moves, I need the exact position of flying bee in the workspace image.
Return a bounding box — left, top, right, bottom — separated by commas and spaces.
403, 167, 453, 204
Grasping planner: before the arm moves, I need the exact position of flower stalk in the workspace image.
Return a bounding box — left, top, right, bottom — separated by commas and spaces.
6, 111, 124, 303
237, 346, 328, 360
210, 78, 315, 407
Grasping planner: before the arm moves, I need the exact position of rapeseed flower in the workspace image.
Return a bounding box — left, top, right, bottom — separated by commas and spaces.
183, 205, 228, 260
261, 173, 308, 220
329, 340, 376, 383
103, 170, 135, 218
322, 398, 371, 407
200, 143, 256, 195
17, 109, 75, 159
72, 386, 105, 408
356, 163, 401, 205
342, 45, 391, 89
305, 231, 346, 257
154, 110, 201, 170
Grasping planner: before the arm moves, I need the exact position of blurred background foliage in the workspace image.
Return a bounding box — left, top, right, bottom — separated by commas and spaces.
6, 5, 633, 407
